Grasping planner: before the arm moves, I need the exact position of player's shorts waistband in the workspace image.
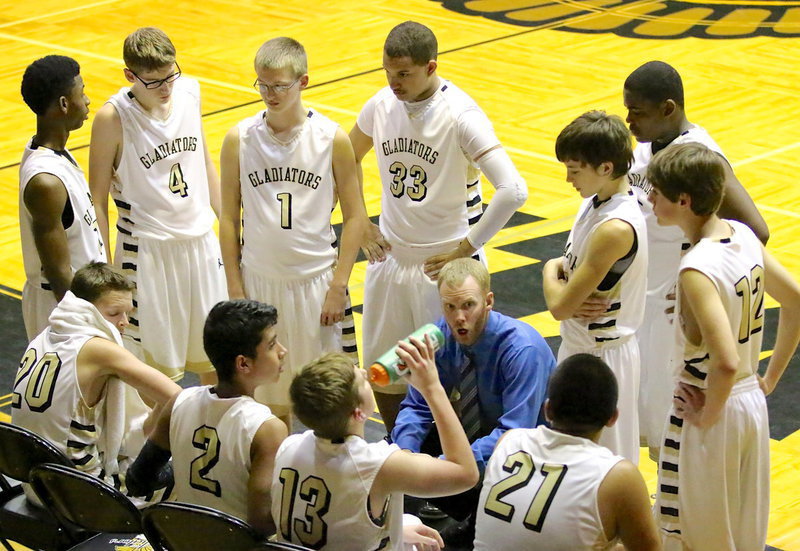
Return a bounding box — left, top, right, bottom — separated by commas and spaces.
387, 239, 464, 262
731, 374, 759, 395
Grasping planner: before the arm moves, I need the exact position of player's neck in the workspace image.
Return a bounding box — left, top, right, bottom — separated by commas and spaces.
409, 75, 440, 103
682, 214, 728, 245
131, 91, 172, 121
213, 379, 251, 399
596, 176, 630, 202
265, 102, 307, 135
654, 115, 692, 148
33, 120, 69, 151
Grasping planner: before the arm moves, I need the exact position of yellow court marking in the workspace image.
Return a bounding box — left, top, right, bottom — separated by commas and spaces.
0, 0, 122, 30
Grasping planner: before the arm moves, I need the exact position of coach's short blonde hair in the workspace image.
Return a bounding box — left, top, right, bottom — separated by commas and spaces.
437, 258, 490, 293
254, 37, 307, 78
123, 27, 176, 73
290, 353, 361, 441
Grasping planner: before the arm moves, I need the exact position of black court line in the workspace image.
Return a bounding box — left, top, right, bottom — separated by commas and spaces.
0, 0, 659, 172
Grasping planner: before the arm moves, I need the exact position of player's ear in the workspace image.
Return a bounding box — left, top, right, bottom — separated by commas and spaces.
485, 291, 494, 311
234, 353, 250, 375
678, 192, 691, 208
352, 407, 368, 422
123, 67, 136, 84
426, 59, 437, 76
606, 407, 620, 428
298, 73, 309, 90
662, 99, 677, 117
543, 399, 553, 423
58, 95, 68, 113
598, 161, 613, 177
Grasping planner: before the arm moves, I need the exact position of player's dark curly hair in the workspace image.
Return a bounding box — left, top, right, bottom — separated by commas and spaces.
203, 299, 278, 382
384, 21, 438, 65
547, 354, 618, 436
21, 55, 81, 116
624, 60, 684, 109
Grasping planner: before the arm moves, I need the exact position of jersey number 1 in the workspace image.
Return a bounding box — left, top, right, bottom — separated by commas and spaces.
483, 450, 568, 533
169, 163, 189, 197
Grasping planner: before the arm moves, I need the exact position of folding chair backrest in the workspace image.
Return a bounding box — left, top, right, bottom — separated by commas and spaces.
30, 463, 142, 533
0, 422, 72, 482
142, 502, 263, 551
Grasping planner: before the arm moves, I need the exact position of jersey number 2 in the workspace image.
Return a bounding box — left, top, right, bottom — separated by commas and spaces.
483, 450, 568, 533
189, 425, 222, 497
278, 467, 331, 548
734, 264, 765, 344
169, 163, 189, 197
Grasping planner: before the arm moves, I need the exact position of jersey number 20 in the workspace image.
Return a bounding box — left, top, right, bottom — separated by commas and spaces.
11, 349, 61, 412
483, 450, 568, 533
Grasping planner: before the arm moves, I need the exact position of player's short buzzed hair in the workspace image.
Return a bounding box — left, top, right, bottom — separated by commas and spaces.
70, 262, 134, 304
624, 60, 684, 109
123, 27, 176, 73
384, 21, 438, 65
21, 55, 81, 116
290, 353, 361, 441
203, 299, 278, 382
254, 37, 307, 78
547, 354, 618, 435
438, 258, 490, 293
647, 142, 725, 216
555, 110, 633, 179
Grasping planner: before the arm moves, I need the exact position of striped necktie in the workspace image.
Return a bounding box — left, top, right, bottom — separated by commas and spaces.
459, 350, 481, 441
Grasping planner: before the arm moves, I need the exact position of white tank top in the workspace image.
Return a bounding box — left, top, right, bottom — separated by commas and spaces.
272, 431, 403, 551
19, 141, 106, 289
474, 427, 623, 551
238, 109, 338, 279
676, 220, 764, 386
169, 386, 275, 522
560, 191, 648, 349
11, 328, 103, 476
627, 125, 726, 301
107, 78, 214, 239
357, 80, 499, 248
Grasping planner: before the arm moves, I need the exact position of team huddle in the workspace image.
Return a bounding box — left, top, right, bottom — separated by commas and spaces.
12, 18, 800, 551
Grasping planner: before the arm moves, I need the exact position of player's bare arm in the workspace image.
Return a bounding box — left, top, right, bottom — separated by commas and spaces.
758, 246, 800, 394
320, 128, 370, 326
371, 335, 479, 502
24, 173, 73, 301
201, 120, 221, 218
89, 102, 123, 260
543, 220, 633, 321
248, 417, 288, 536
676, 268, 739, 429
598, 459, 661, 551
219, 126, 246, 299
717, 160, 769, 244
349, 123, 390, 263
78, 337, 182, 406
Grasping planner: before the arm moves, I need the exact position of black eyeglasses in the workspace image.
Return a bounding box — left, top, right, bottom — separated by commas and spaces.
129, 62, 182, 89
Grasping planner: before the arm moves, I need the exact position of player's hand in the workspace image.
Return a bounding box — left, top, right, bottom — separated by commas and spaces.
757, 374, 774, 396
664, 289, 677, 321
362, 222, 391, 263
320, 285, 347, 326
573, 296, 611, 321
396, 334, 440, 394
673, 382, 706, 426
402, 523, 444, 551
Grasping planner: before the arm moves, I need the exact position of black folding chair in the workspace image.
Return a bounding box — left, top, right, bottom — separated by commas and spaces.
30, 463, 142, 534
142, 502, 264, 551
0, 422, 83, 551
250, 542, 316, 550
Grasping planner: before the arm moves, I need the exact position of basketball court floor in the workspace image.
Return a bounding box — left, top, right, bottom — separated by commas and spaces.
0, 0, 797, 548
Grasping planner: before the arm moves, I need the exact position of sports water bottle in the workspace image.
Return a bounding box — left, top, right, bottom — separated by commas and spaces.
369, 323, 445, 386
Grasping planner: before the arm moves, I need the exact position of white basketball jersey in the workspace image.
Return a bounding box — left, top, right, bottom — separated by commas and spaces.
474, 427, 623, 551
11, 329, 103, 476
627, 125, 726, 299
560, 191, 648, 349
107, 77, 214, 239
357, 81, 496, 247
676, 220, 764, 387
272, 431, 403, 551
238, 109, 338, 279
19, 141, 106, 289
169, 386, 275, 521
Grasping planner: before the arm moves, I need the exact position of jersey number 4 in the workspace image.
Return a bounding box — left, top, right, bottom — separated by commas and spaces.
734, 264, 765, 344
388, 161, 428, 201
277, 467, 331, 548
169, 163, 189, 197
12, 349, 61, 412
483, 450, 568, 533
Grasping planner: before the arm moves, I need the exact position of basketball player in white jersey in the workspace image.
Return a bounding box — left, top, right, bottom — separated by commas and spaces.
273, 345, 478, 551
19, 55, 106, 340
623, 61, 769, 458
543, 111, 647, 464
474, 353, 659, 551
89, 27, 226, 383
127, 300, 288, 536
12, 262, 180, 499
349, 21, 528, 431
219, 37, 368, 428
647, 143, 800, 550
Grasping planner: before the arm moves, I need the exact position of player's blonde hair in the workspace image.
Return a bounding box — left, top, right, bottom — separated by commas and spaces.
290, 353, 361, 441
123, 27, 176, 73
254, 37, 307, 78
437, 258, 490, 293
647, 143, 725, 216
